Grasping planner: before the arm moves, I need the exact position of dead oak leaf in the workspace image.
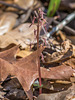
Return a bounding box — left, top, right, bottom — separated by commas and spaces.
0, 46, 44, 99
0, 23, 39, 49
0, 46, 74, 99
0, 12, 17, 35
0, 45, 19, 62
64, 58, 75, 69
16, 49, 32, 58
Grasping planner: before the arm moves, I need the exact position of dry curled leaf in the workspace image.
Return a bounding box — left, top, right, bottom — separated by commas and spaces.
0, 12, 18, 35
65, 58, 75, 69
16, 50, 32, 58
67, 36, 75, 45
14, 0, 42, 10
0, 46, 74, 99
44, 40, 74, 64
44, 48, 73, 64
14, 0, 34, 10
37, 84, 75, 100
0, 23, 39, 49
72, 45, 75, 57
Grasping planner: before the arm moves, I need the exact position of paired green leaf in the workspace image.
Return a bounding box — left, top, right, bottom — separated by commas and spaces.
47, 0, 61, 17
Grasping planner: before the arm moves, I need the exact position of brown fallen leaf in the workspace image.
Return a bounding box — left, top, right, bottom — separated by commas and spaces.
44, 48, 73, 64
14, 0, 42, 10
0, 46, 74, 99
64, 58, 75, 69
55, 80, 71, 84
57, 30, 66, 41
44, 40, 74, 64
61, 39, 71, 52
41, 64, 74, 80
0, 23, 39, 49
67, 36, 75, 45
0, 45, 19, 62
37, 84, 75, 100
0, 46, 44, 99
14, 0, 34, 10
16, 50, 32, 58
0, 12, 18, 35
72, 45, 75, 57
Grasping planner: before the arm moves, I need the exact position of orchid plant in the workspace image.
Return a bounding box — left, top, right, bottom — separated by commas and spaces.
30, 8, 47, 94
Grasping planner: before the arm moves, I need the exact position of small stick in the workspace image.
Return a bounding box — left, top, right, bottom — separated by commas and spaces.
0, 1, 27, 12
46, 11, 75, 38
53, 20, 75, 35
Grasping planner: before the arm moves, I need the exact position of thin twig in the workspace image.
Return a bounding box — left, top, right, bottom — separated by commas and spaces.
53, 20, 75, 35
0, 1, 27, 12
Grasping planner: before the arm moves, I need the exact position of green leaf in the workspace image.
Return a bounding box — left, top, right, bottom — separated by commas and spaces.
33, 83, 43, 88
47, 0, 61, 17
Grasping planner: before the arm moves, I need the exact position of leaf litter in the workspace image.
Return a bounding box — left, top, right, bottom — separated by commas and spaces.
0, 0, 75, 100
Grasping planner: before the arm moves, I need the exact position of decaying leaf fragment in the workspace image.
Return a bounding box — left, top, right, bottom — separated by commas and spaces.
44, 40, 75, 64
14, 0, 34, 10
0, 46, 74, 99
0, 12, 18, 35
14, 0, 42, 10
44, 48, 73, 64
65, 58, 75, 69
0, 23, 38, 49
37, 84, 75, 100
16, 50, 32, 58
